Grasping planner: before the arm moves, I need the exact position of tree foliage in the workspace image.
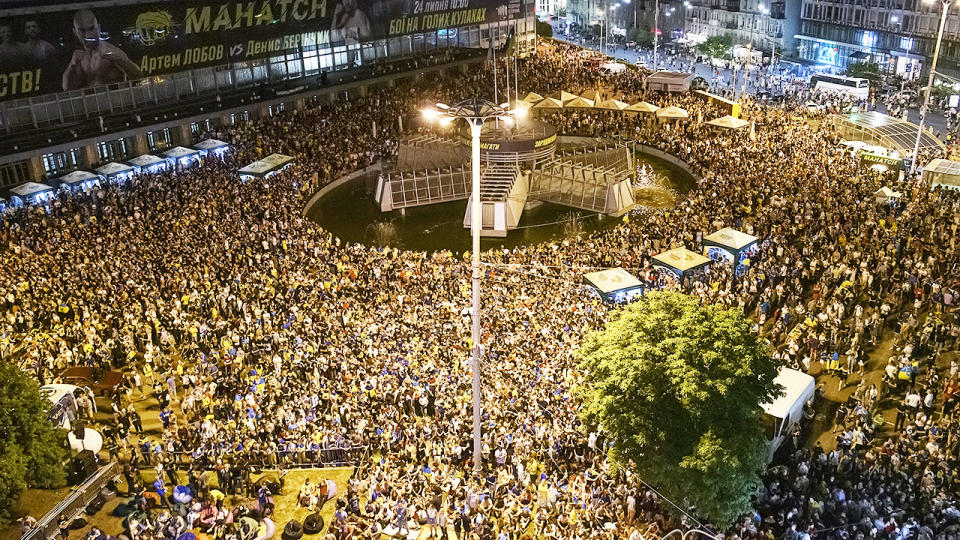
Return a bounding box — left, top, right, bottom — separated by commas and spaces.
536, 20, 553, 38
577, 291, 784, 527
845, 61, 883, 83
697, 34, 734, 60
0, 362, 69, 522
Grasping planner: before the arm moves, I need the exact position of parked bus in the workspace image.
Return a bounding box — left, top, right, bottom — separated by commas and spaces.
809, 73, 870, 100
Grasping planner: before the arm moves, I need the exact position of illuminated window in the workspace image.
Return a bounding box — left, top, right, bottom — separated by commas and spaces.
861, 31, 876, 47
900, 36, 913, 50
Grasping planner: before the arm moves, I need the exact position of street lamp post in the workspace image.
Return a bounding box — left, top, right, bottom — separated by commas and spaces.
683, 1, 692, 40
653, 0, 660, 70
910, 0, 955, 173
422, 99, 524, 473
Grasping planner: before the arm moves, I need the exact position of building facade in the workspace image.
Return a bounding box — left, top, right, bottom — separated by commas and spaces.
0, 0, 535, 187
685, 0, 802, 56
795, 0, 960, 78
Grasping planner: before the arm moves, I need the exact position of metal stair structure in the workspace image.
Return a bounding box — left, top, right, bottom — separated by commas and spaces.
529, 145, 635, 216
375, 133, 635, 236
461, 164, 528, 237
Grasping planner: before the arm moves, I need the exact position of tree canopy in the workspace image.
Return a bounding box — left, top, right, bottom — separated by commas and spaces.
845, 62, 883, 83
577, 291, 784, 527
0, 362, 69, 522
697, 34, 733, 60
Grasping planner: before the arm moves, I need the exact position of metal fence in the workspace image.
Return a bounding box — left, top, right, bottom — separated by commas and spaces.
22, 461, 121, 540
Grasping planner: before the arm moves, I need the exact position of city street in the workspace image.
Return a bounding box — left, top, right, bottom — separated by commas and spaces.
548, 22, 953, 136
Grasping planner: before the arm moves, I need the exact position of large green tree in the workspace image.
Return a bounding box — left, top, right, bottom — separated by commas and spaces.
0, 362, 69, 522
577, 291, 783, 527
697, 34, 733, 60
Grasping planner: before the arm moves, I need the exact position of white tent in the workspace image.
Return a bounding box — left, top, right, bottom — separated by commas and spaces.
564, 96, 595, 109
163, 146, 202, 165
127, 154, 170, 171
95, 162, 136, 179
57, 170, 100, 186
10, 182, 55, 203
596, 99, 630, 111
652, 247, 712, 275
238, 153, 295, 179
706, 115, 750, 130
193, 138, 231, 156
625, 101, 660, 114
583, 268, 644, 302
532, 97, 564, 110
521, 92, 544, 104
547, 91, 579, 103
875, 186, 903, 201
655, 106, 689, 120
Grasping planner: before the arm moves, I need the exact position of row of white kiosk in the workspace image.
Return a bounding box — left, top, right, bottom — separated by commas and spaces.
0, 139, 233, 210
584, 227, 760, 303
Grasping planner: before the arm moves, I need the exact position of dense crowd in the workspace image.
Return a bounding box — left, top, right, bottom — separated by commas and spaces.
5, 39, 960, 540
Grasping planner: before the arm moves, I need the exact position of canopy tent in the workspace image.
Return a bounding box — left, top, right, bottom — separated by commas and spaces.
56, 170, 100, 190
656, 106, 689, 120
127, 154, 170, 173
874, 186, 903, 202
163, 146, 202, 166
580, 89, 600, 101
192, 138, 231, 156
238, 153, 295, 179
706, 115, 750, 130
9, 182, 55, 204
596, 99, 630, 111
95, 162, 136, 180
532, 97, 564, 110
547, 91, 578, 103
521, 92, 544, 104
652, 247, 712, 276
583, 268, 645, 303
564, 96, 595, 108
702, 227, 759, 268
625, 101, 660, 114
923, 158, 960, 189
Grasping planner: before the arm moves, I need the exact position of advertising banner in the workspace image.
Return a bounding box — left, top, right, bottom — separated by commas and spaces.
0, 0, 516, 102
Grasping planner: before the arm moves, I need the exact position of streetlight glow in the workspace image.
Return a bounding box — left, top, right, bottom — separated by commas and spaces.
422, 108, 440, 121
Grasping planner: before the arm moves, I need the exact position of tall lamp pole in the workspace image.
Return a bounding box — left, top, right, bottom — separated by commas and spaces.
653, 0, 660, 70
911, 0, 954, 174
422, 99, 524, 473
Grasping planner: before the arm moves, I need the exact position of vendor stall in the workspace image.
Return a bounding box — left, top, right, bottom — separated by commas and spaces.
9, 182, 55, 205
95, 162, 137, 182
646, 71, 694, 93
652, 247, 712, 277
706, 115, 750, 130
56, 170, 101, 191
923, 158, 960, 189
874, 186, 903, 203
128, 154, 171, 174
702, 227, 759, 270
583, 268, 645, 303
193, 138, 232, 158
163, 146, 202, 167
656, 106, 689, 121
238, 153, 295, 181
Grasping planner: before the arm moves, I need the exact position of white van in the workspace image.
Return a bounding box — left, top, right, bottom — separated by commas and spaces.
761, 368, 815, 461
40, 383, 80, 429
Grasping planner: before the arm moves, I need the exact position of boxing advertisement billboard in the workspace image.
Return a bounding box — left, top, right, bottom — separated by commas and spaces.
0, 0, 519, 102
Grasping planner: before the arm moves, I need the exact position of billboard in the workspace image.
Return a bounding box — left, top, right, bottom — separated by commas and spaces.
0, 0, 518, 102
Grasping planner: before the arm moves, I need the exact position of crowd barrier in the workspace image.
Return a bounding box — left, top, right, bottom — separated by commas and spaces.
22, 461, 121, 540
135, 445, 370, 471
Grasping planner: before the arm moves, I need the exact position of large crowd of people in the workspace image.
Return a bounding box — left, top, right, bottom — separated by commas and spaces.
5, 38, 960, 540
